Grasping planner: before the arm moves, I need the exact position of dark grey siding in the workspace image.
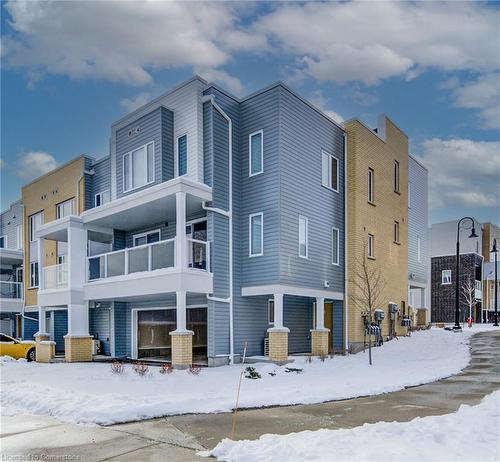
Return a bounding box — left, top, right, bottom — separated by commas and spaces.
53, 310, 67, 353
23, 312, 38, 340
284, 296, 313, 353
113, 301, 130, 357
89, 156, 111, 209
161, 108, 174, 181
90, 304, 112, 355
332, 300, 344, 350
113, 230, 126, 251
0, 201, 23, 250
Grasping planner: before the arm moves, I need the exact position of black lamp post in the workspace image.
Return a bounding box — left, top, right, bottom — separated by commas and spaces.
454, 217, 478, 331
491, 238, 498, 327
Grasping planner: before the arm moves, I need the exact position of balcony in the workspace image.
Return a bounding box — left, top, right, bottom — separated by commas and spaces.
43, 263, 69, 290
0, 281, 23, 312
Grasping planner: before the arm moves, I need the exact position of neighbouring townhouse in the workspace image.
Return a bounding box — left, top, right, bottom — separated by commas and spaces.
343, 115, 410, 352
482, 222, 500, 321
0, 200, 24, 337
25, 76, 347, 366
430, 219, 483, 323
407, 156, 430, 326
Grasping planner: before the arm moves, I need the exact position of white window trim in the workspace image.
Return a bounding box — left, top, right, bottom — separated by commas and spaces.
249, 212, 264, 257
331, 227, 340, 266
248, 130, 264, 177
442, 270, 452, 285
298, 215, 309, 259
0, 235, 6, 249
394, 160, 400, 193
123, 140, 155, 193
15, 225, 22, 250
268, 299, 274, 325
321, 150, 340, 193
394, 221, 400, 244
56, 198, 76, 219
368, 234, 375, 258
132, 228, 161, 247
29, 262, 39, 288
29, 211, 44, 243
95, 190, 110, 208
176, 134, 188, 177
368, 167, 375, 203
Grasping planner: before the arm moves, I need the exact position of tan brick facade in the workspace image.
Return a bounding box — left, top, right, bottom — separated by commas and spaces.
170, 331, 193, 369
64, 336, 93, 362
36, 341, 55, 363
268, 329, 289, 363
345, 117, 409, 349
311, 329, 329, 356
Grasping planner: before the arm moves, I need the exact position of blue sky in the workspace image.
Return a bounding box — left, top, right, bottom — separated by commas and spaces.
1, 1, 499, 225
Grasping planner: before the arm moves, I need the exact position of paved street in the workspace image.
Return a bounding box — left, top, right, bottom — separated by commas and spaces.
1, 330, 499, 461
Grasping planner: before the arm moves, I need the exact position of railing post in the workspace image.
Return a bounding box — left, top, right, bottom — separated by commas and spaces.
124, 247, 129, 275
104, 254, 108, 278
148, 245, 152, 271
207, 241, 211, 272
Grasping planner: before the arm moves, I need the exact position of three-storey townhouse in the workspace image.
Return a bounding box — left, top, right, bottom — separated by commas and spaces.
0, 200, 24, 337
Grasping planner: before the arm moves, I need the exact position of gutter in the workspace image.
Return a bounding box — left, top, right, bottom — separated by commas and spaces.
343, 132, 349, 353
201, 94, 235, 365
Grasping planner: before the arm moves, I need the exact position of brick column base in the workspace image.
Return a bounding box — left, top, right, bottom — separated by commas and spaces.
170, 331, 193, 369
35, 334, 50, 362
311, 329, 330, 356
36, 341, 55, 363
268, 328, 289, 363
65, 336, 93, 362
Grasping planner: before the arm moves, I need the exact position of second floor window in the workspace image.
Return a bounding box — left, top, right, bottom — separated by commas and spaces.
178, 135, 187, 176
133, 229, 160, 246
249, 213, 263, 257
249, 130, 263, 176
0, 236, 5, 248
394, 160, 400, 193
322, 151, 339, 192
95, 191, 110, 208
394, 221, 400, 244
123, 141, 155, 192
368, 233, 375, 258
442, 270, 452, 285
57, 198, 75, 219
298, 215, 308, 258
368, 168, 375, 203
30, 261, 39, 288
29, 211, 43, 242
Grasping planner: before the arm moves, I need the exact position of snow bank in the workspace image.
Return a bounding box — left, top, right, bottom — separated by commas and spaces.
205, 390, 500, 461
0, 327, 493, 425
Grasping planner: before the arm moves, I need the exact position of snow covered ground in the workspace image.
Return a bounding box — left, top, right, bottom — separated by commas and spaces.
205, 390, 500, 462
0, 326, 494, 425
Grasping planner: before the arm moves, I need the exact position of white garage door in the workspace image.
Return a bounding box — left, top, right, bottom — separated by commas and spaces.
0, 319, 13, 336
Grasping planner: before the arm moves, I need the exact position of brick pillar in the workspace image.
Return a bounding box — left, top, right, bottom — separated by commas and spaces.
311, 329, 329, 356
35, 334, 50, 362
170, 331, 193, 369
64, 335, 93, 362
37, 341, 55, 363
268, 328, 289, 363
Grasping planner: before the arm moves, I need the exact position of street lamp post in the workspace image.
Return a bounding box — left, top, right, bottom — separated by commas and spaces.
491, 238, 498, 327
454, 217, 478, 331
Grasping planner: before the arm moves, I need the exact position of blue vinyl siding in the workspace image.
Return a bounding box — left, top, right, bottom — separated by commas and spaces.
113, 302, 130, 357
90, 304, 112, 355
90, 156, 111, 209
53, 310, 67, 353
0, 201, 23, 250
161, 107, 174, 181
23, 313, 38, 340
284, 296, 314, 354
332, 300, 344, 350
178, 135, 187, 176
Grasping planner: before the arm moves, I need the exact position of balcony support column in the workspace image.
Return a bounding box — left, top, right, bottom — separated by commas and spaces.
37, 237, 45, 289
267, 293, 289, 364
68, 222, 86, 289
65, 301, 92, 362
175, 191, 187, 269
171, 290, 194, 369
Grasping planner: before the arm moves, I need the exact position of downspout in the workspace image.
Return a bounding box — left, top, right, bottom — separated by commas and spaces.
201, 94, 234, 365
20, 202, 37, 328
343, 132, 349, 353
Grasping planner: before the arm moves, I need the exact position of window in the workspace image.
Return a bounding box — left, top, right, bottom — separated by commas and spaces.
394, 221, 400, 244
95, 190, 110, 207
123, 141, 155, 192
249, 213, 263, 257
133, 229, 161, 247
0, 236, 5, 249
368, 234, 375, 258
442, 270, 452, 285
368, 168, 375, 203
249, 130, 263, 176
332, 227, 339, 265
417, 236, 421, 263
29, 212, 43, 242
268, 299, 274, 325
322, 151, 339, 192
177, 135, 187, 176
57, 198, 75, 219
394, 160, 400, 193
30, 262, 39, 288
298, 216, 308, 258
15, 225, 22, 250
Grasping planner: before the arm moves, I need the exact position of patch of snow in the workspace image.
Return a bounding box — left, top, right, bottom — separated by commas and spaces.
0, 356, 27, 363
0, 326, 495, 425
204, 390, 500, 461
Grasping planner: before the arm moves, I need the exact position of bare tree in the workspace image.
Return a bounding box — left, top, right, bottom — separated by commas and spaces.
350, 243, 387, 365
462, 277, 476, 327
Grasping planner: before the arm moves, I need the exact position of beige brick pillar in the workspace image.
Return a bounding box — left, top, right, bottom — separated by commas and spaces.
64, 335, 93, 362
268, 293, 289, 363
311, 330, 329, 356
170, 291, 194, 369
37, 341, 55, 363
35, 333, 50, 362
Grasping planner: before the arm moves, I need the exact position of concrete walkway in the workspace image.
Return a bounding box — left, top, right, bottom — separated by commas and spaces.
1, 330, 499, 461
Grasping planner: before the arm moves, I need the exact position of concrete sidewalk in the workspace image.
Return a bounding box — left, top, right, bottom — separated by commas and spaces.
1, 330, 499, 461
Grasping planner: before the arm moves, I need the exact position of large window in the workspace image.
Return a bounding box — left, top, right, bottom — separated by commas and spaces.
249, 130, 263, 176
442, 270, 452, 285
30, 262, 39, 288
123, 141, 155, 192
249, 213, 263, 257
394, 221, 400, 244
394, 160, 400, 193
57, 198, 75, 219
368, 168, 375, 203
298, 215, 308, 258
322, 151, 339, 192
133, 229, 160, 247
368, 234, 375, 258
29, 212, 43, 242
332, 227, 339, 265
177, 135, 187, 176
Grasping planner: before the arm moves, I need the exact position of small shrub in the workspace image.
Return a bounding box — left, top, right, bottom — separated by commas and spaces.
245, 366, 261, 379
306, 356, 313, 364
132, 361, 149, 376
268, 371, 276, 377
319, 354, 327, 362
110, 360, 124, 375
188, 365, 202, 375
285, 367, 303, 374
159, 363, 173, 375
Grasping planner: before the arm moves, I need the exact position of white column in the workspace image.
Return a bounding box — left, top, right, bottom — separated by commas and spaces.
67, 302, 90, 336
175, 290, 187, 332
68, 222, 86, 289
273, 293, 284, 329
316, 297, 325, 330
175, 192, 187, 269
38, 306, 47, 335
37, 237, 45, 290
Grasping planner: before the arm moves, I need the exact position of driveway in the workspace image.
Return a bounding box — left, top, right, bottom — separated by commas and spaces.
1, 330, 499, 461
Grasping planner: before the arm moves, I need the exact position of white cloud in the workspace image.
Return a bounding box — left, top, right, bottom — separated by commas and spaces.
417, 138, 500, 210
16, 152, 58, 180
309, 90, 344, 124
120, 92, 154, 113
0, 159, 6, 169
196, 68, 244, 96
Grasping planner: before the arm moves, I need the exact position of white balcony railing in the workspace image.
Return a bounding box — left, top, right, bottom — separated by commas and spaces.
43, 263, 68, 290
0, 281, 23, 299
187, 238, 210, 271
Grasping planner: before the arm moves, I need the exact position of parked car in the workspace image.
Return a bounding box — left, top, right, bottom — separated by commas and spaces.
0, 333, 36, 361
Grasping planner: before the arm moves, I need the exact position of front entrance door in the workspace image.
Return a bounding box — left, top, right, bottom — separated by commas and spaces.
324, 302, 333, 353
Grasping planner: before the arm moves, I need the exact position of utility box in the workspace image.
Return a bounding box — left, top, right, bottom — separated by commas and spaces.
374, 309, 385, 322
